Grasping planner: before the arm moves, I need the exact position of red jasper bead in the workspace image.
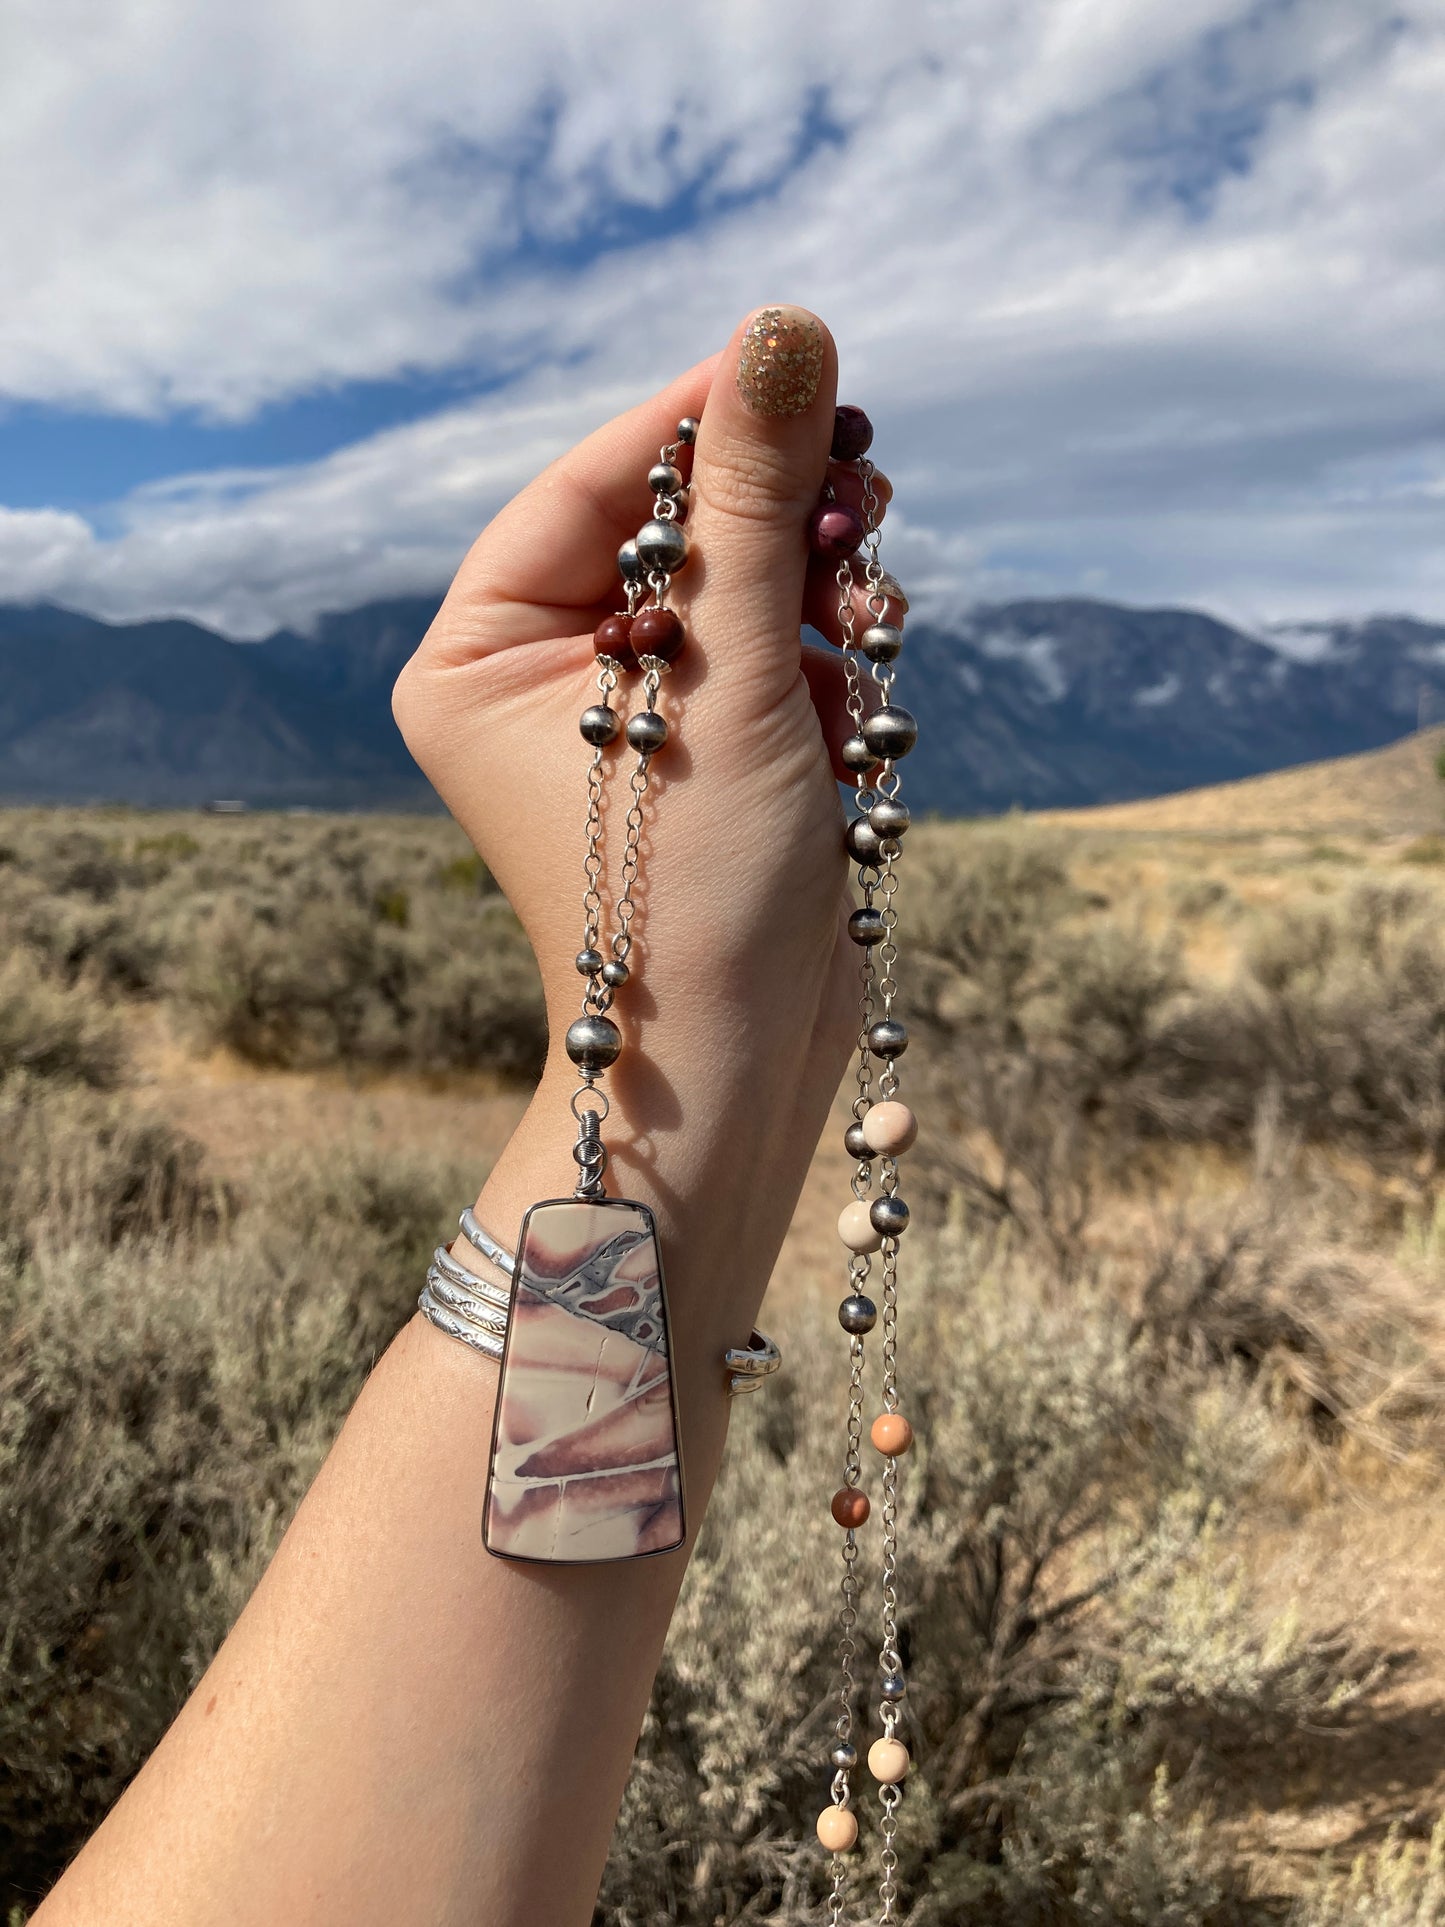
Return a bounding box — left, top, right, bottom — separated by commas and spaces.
630, 606, 685, 663
831, 405, 874, 462
593, 614, 636, 669
809, 502, 866, 556
831, 1487, 871, 1529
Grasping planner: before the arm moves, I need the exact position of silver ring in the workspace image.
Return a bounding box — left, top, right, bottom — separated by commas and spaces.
432, 1241, 512, 1310
723, 1328, 782, 1397
457, 1209, 517, 1280
418, 1287, 506, 1360
424, 1267, 510, 1338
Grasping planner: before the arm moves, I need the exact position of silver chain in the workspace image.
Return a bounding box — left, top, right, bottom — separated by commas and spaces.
821, 445, 915, 1922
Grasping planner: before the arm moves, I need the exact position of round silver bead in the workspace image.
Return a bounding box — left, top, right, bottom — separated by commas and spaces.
839, 1293, 877, 1335
846, 816, 883, 863
829, 1740, 859, 1771
636, 519, 689, 574
841, 734, 877, 774
844, 1120, 870, 1159
565, 1015, 622, 1073
868, 1018, 908, 1058
601, 959, 629, 988
848, 907, 886, 947
575, 947, 604, 976
880, 1674, 907, 1702
676, 417, 699, 445
861, 706, 918, 759
617, 538, 646, 584
626, 710, 668, 753
579, 704, 620, 746
869, 800, 911, 840
860, 623, 903, 663
649, 461, 684, 497
871, 1194, 910, 1237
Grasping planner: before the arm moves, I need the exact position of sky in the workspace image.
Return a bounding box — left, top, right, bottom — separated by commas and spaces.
2, 0, 1443, 639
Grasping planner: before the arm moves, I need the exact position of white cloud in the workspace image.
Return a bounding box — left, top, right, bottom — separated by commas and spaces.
1, 0, 1443, 627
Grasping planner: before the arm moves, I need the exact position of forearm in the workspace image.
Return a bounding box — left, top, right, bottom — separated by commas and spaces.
40, 934, 850, 1927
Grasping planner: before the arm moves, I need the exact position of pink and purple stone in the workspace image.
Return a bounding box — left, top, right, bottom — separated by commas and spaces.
831, 405, 874, 462
483, 1198, 685, 1564
808, 502, 867, 556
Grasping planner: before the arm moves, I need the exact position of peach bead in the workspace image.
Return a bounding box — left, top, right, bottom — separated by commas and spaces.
868, 1737, 910, 1784
870, 1413, 914, 1457
861, 1101, 917, 1157
816, 1806, 859, 1853
838, 1199, 883, 1253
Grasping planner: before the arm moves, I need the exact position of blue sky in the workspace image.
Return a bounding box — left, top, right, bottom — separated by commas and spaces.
1, 0, 1442, 637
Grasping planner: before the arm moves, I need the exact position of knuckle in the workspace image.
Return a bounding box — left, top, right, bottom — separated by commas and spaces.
694, 437, 817, 530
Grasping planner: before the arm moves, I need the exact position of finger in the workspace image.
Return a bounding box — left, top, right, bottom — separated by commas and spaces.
799, 643, 882, 784
429, 355, 722, 661
825, 463, 892, 521
681, 306, 839, 702
802, 567, 908, 648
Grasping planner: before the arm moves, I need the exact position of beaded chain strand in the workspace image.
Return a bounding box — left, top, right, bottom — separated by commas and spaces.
812, 405, 920, 1920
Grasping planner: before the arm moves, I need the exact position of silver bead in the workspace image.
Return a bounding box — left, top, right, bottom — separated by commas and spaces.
626, 710, 668, 753
860, 623, 903, 663
869, 800, 911, 840
636, 518, 689, 574
871, 1194, 910, 1237
841, 734, 877, 773
880, 1674, 907, 1702
601, 959, 629, 988
676, 417, 699, 445
868, 1018, 908, 1058
830, 1740, 859, 1771
617, 538, 646, 584
846, 817, 883, 863
848, 907, 886, 946
839, 1293, 877, 1334
649, 461, 684, 496
861, 706, 918, 759
844, 1120, 870, 1159
580, 704, 620, 746
575, 947, 604, 975
565, 1015, 622, 1073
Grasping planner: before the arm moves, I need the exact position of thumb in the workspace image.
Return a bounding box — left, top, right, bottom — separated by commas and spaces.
682, 306, 839, 700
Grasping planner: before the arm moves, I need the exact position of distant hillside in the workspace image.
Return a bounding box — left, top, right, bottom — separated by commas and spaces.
1040, 727, 1445, 836
1, 594, 1444, 812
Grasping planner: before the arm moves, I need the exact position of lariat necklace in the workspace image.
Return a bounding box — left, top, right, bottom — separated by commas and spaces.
418, 396, 920, 1912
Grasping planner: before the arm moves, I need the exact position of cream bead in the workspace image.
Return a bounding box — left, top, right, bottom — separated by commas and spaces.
837, 1199, 883, 1253
816, 1806, 859, 1852
868, 1737, 910, 1784
861, 1101, 917, 1157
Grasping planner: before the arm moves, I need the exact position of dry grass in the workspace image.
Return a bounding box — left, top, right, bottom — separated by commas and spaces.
5, 800, 1445, 1920
1037, 726, 1445, 838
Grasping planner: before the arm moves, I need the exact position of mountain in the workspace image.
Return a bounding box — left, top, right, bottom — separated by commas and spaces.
0, 598, 438, 807
0, 594, 1442, 813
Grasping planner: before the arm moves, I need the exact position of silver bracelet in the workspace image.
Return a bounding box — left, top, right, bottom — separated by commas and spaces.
419, 1213, 782, 1400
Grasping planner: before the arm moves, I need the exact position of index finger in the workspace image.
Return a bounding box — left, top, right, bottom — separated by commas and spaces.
432, 355, 721, 661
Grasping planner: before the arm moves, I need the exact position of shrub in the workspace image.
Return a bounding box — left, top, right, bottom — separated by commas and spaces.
599, 1235, 1367, 1925
1293, 1823, 1445, 1925
0, 1084, 479, 1911
0, 953, 125, 1088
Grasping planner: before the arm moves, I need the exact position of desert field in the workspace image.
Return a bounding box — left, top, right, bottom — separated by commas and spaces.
6, 773, 1445, 1922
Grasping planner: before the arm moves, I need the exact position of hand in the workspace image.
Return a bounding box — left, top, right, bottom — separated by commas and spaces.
393, 307, 896, 1345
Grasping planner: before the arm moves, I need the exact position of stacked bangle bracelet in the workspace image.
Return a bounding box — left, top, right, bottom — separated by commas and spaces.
418, 1211, 781, 1400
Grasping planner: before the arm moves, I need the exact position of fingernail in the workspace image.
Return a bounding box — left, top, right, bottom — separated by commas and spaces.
878, 571, 910, 612
736, 307, 824, 418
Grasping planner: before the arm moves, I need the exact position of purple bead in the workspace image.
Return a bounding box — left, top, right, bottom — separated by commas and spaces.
809, 502, 866, 556
831, 406, 874, 462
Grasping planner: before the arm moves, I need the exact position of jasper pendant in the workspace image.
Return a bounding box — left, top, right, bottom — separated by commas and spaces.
482, 1197, 686, 1564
